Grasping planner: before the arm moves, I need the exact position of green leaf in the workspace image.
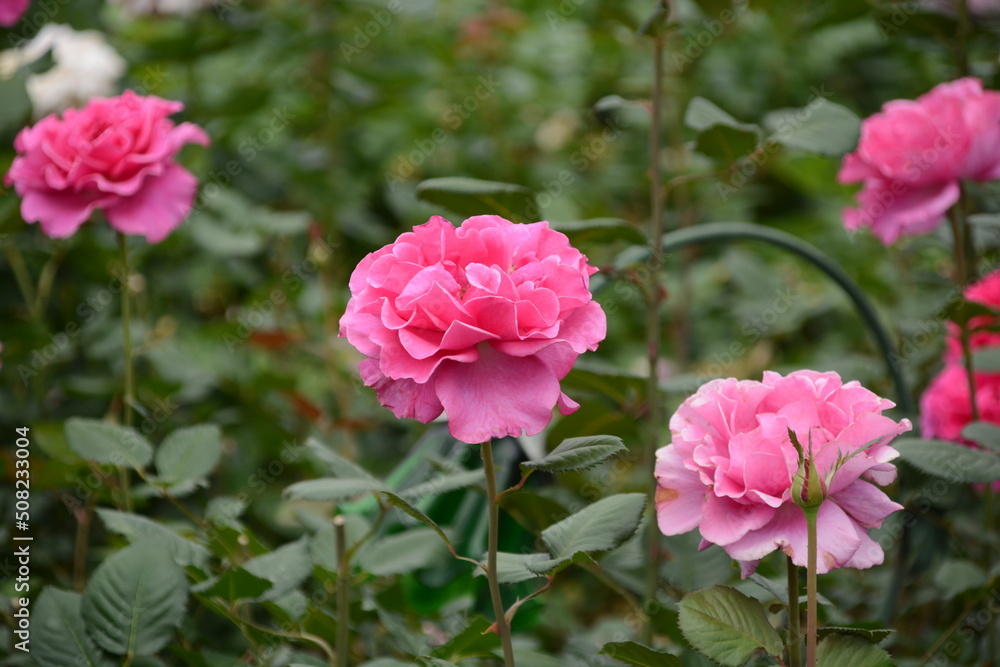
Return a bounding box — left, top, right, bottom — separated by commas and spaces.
415, 177, 540, 223
96, 508, 211, 571
817, 627, 894, 644
522, 435, 627, 473
284, 477, 388, 501
961, 422, 1000, 453
81, 540, 188, 656
599, 640, 683, 666
894, 438, 1000, 483
973, 347, 1000, 372
242, 538, 312, 601
360, 528, 448, 576
540, 493, 646, 563
480, 552, 552, 584
816, 633, 894, 667
0, 77, 31, 135
397, 469, 483, 500
764, 99, 861, 156
32, 588, 114, 667
933, 559, 987, 598
360, 661, 416, 667
968, 213, 1000, 228
428, 616, 498, 660
684, 97, 761, 160
549, 218, 646, 245
192, 568, 273, 602
418, 659, 457, 667
65, 418, 153, 469
154, 425, 223, 487
381, 491, 460, 557
677, 585, 784, 666
305, 437, 382, 482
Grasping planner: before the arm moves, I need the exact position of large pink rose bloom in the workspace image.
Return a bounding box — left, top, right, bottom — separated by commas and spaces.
340, 214, 607, 444
656, 370, 911, 577
0, 0, 30, 26
5, 90, 209, 243
839, 78, 1000, 244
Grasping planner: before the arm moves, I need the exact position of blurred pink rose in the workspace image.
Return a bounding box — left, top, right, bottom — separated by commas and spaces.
944, 268, 1000, 364
0, 0, 29, 26
655, 370, 910, 577
5, 90, 209, 242
339, 214, 607, 444
921, 364, 1000, 443
839, 78, 1000, 244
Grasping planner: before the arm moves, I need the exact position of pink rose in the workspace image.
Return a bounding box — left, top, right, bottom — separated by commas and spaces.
5, 90, 209, 243
655, 370, 911, 577
839, 78, 1000, 244
339, 214, 607, 444
0, 0, 30, 26
944, 268, 1000, 364
921, 364, 1000, 443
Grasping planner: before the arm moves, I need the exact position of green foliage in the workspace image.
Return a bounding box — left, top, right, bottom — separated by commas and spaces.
32, 588, 114, 667
415, 177, 540, 223
521, 435, 627, 473
598, 640, 683, 666
677, 586, 784, 666
816, 633, 895, 666
65, 418, 153, 469
895, 438, 1000, 483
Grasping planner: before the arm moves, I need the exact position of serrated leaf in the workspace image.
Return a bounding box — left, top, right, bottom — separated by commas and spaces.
415, 177, 540, 223
522, 435, 626, 473
540, 493, 646, 563
685, 97, 749, 132
478, 552, 551, 584
817, 627, 894, 644
677, 585, 784, 666
397, 469, 483, 500
963, 422, 1000, 453
193, 568, 273, 602
894, 438, 1000, 483
81, 540, 188, 656
285, 477, 388, 501
65, 418, 153, 469
32, 588, 114, 667
764, 99, 861, 156
381, 491, 459, 556
360, 528, 448, 576
242, 538, 311, 601
599, 640, 683, 666
154, 425, 223, 487
816, 633, 894, 666
96, 508, 211, 571
685, 97, 761, 160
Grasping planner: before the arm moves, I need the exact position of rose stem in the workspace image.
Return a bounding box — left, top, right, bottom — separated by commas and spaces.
787, 556, 802, 667
643, 0, 669, 645
118, 232, 134, 512
334, 515, 349, 667
482, 439, 516, 666
805, 507, 819, 667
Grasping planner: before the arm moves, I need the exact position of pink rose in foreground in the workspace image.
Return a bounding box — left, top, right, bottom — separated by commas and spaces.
339, 214, 607, 444
839, 78, 1000, 244
656, 370, 910, 577
5, 90, 209, 243
0, 0, 30, 26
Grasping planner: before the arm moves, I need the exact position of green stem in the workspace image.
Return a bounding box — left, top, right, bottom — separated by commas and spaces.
787, 556, 802, 667
118, 234, 134, 512
949, 206, 980, 421
33, 245, 65, 319
805, 507, 819, 667
643, 0, 669, 645
5, 244, 39, 320
481, 440, 516, 667
334, 515, 349, 667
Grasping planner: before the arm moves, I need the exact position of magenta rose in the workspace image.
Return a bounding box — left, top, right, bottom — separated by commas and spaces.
921, 364, 1000, 443
839, 78, 1000, 244
339, 214, 607, 444
655, 370, 911, 577
5, 90, 209, 243
942, 268, 1000, 365
0, 0, 29, 26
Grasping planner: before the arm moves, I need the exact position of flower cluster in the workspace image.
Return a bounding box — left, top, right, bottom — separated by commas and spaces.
339, 214, 607, 444
921, 269, 1000, 445
5, 90, 208, 242
655, 370, 910, 576
839, 78, 1000, 244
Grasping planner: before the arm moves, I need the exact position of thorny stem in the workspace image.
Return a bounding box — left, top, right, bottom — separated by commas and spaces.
643, 0, 669, 646
805, 507, 819, 667
118, 234, 135, 512
482, 440, 516, 666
